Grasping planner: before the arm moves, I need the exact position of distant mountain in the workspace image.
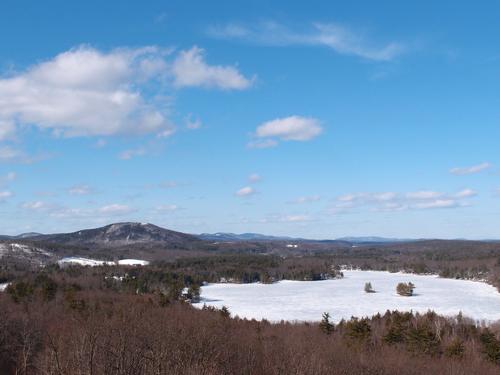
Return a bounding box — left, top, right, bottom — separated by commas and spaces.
198, 232, 300, 242
0, 232, 44, 240
29, 222, 201, 249
14, 232, 44, 239
199, 233, 419, 244
336, 236, 417, 244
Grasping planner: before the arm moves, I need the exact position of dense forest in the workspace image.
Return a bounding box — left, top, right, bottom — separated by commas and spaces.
0, 261, 499, 374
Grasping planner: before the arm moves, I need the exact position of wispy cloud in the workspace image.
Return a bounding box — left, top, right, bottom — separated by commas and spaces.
0, 171, 16, 185
248, 173, 262, 183
331, 188, 477, 214
0, 146, 25, 162
98, 204, 135, 215
0, 190, 13, 201
184, 114, 202, 130
171, 46, 254, 90
208, 21, 405, 61
235, 186, 256, 197
454, 188, 477, 198
22, 201, 51, 211
290, 195, 321, 204
20, 200, 138, 220
281, 214, 311, 223
259, 214, 313, 223
412, 199, 461, 210
119, 147, 146, 160
68, 184, 93, 195
247, 139, 278, 149
94, 139, 107, 148
155, 204, 179, 212
450, 162, 492, 175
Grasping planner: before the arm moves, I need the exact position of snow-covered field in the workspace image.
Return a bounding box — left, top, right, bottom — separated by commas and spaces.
195, 270, 500, 323
58, 257, 149, 266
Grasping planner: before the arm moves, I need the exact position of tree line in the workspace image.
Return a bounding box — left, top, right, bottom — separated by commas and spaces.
0, 266, 499, 374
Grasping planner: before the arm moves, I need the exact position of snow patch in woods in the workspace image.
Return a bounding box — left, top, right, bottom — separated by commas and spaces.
0, 283, 9, 292
195, 270, 500, 323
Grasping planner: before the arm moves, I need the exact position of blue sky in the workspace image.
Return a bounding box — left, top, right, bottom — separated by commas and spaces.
0, 0, 499, 238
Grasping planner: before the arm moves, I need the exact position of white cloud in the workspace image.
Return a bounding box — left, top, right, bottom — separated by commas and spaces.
22, 201, 49, 210
337, 192, 397, 204
158, 181, 180, 189
338, 193, 358, 202
255, 116, 322, 141
209, 21, 405, 61
281, 214, 311, 223
291, 195, 321, 204
0, 46, 176, 139
171, 46, 254, 90
0, 190, 12, 201
48, 207, 87, 219
155, 204, 179, 212
372, 192, 397, 201
250, 116, 322, 148
22, 202, 136, 219
450, 162, 492, 175
0, 172, 16, 185
248, 173, 261, 183
119, 147, 145, 160
236, 186, 256, 197
68, 184, 93, 195
98, 204, 135, 215
0, 45, 252, 143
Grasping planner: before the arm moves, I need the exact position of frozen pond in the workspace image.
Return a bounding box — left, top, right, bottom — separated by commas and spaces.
195, 270, 500, 323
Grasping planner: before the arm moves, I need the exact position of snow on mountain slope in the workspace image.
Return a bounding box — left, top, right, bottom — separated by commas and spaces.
0, 242, 54, 264
58, 257, 149, 267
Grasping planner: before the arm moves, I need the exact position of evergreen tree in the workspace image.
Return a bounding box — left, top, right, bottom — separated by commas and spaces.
187, 283, 201, 303
220, 305, 231, 318
319, 312, 334, 335
396, 282, 415, 296
364, 282, 375, 293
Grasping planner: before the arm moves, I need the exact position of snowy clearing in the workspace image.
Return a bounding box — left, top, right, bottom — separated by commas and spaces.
58, 257, 149, 267
195, 270, 500, 323
0, 283, 9, 292
58, 257, 115, 266
117, 259, 150, 266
